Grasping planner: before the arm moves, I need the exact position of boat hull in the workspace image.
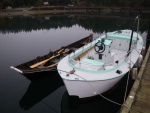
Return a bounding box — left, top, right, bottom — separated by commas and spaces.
10, 34, 93, 75
57, 29, 143, 98
63, 75, 124, 98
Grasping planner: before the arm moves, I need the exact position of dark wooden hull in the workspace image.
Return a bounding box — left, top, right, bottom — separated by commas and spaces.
10, 34, 93, 75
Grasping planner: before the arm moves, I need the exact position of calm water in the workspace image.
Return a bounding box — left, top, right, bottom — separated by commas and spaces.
0, 14, 149, 113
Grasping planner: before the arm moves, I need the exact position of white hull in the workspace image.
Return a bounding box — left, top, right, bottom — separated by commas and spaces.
57, 29, 143, 98
63, 75, 124, 98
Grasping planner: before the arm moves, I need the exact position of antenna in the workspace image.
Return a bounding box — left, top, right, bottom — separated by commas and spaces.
136, 15, 140, 35
127, 16, 140, 54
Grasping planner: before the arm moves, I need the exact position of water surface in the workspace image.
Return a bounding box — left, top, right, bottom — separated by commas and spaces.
0, 14, 149, 113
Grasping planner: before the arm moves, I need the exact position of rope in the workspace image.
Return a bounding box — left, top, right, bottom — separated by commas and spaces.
121, 33, 143, 111
125, 56, 135, 65
123, 71, 130, 103
87, 80, 122, 106
123, 56, 131, 107
58, 69, 122, 106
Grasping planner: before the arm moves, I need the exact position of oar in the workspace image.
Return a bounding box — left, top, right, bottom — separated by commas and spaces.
30, 54, 60, 69
46, 50, 70, 68
29, 48, 68, 69
62, 49, 70, 54
47, 62, 58, 68
57, 48, 64, 54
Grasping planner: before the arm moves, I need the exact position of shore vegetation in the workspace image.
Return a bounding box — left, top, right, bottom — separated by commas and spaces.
0, 0, 150, 9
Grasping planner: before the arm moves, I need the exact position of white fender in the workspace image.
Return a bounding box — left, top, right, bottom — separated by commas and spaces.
141, 46, 146, 57
137, 54, 143, 67
131, 68, 138, 80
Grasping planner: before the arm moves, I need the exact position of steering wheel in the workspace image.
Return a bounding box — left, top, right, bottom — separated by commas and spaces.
94, 40, 105, 53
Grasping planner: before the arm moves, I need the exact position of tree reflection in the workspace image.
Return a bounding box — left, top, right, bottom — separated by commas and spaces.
0, 14, 149, 34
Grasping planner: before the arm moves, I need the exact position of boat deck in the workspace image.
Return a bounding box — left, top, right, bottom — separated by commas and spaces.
73, 48, 127, 71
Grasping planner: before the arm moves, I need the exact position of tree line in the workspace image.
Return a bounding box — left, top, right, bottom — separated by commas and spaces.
0, 0, 150, 9
0, 14, 149, 34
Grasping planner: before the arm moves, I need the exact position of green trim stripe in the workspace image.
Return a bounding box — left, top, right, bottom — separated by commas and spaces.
107, 33, 137, 42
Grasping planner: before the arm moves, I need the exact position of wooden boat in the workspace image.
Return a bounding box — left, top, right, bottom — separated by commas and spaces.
57, 17, 143, 98
10, 34, 93, 75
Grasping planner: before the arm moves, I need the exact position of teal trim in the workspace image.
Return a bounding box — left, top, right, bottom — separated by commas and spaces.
81, 58, 104, 65
68, 60, 124, 73
96, 39, 112, 46
104, 40, 112, 46
107, 33, 137, 42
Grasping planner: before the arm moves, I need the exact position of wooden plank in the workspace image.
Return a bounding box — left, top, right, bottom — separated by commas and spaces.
136, 91, 150, 105
143, 74, 150, 81
138, 86, 150, 95
141, 79, 150, 87
145, 63, 150, 66
129, 109, 141, 113
143, 70, 150, 75
75, 47, 94, 60
143, 71, 150, 76
131, 101, 150, 113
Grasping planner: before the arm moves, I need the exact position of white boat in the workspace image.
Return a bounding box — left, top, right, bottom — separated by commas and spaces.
57, 19, 143, 98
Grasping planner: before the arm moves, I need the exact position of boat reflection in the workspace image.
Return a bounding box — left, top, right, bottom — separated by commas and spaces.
61, 75, 134, 113
19, 71, 64, 110
19, 70, 134, 112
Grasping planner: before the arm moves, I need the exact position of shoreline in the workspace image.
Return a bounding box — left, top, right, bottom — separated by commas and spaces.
0, 9, 67, 17
1, 7, 150, 17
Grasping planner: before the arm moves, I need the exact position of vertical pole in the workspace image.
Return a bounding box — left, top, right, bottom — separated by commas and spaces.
136, 17, 140, 40
128, 16, 140, 54
137, 17, 140, 33
128, 30, 134, 53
